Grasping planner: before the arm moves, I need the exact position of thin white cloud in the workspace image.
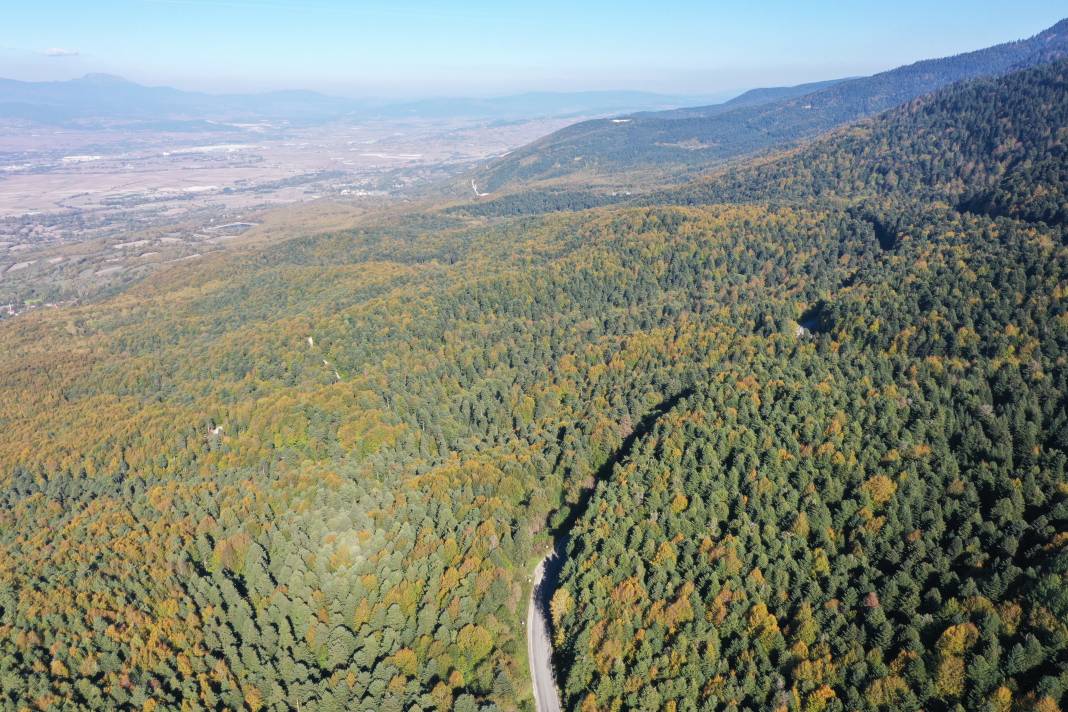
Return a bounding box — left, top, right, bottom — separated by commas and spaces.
43, 48, 80, 57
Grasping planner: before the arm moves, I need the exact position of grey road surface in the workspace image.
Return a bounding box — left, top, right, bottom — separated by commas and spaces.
528, 556, 563, 712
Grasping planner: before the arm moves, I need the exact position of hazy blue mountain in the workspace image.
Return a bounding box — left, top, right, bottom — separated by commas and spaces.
0, 74, 722, 127
476, 17, 1068, 190
370, 90, 728, 121
0, 73, 362, 125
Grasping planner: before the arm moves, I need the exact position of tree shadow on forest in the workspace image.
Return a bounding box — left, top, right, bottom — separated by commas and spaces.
533, 386, 695, 635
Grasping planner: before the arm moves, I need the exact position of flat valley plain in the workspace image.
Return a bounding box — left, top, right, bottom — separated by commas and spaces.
0, 113, 577, 313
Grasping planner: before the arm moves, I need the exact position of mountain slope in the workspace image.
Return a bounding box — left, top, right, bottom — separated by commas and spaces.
537, 59, 1068, 712
0, 197, 890, 711
0, 32, 1067, 712
476, 17, 1068, 191
632, 77, 847, 120
656, 57, 1068, 225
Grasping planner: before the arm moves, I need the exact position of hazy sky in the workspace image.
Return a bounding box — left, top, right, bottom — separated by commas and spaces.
1, 1, 1065, 97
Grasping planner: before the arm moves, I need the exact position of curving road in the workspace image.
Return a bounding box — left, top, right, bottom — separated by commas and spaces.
524, 394, 687, 711
528, 555, 563, 712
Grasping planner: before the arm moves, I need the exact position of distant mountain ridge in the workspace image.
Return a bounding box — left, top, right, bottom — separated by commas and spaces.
652, 57, 1068, 225
476, 17, 1068, 190
0, 73, 355, 124
0, 75, 726, 126
632, 77, 849, 120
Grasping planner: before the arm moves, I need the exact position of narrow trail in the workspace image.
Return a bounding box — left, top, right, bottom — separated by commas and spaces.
526, 386, 694, 711
471, 178, 490, 197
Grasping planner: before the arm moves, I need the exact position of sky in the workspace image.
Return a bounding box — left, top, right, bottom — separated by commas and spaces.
1, 1, 1065, 98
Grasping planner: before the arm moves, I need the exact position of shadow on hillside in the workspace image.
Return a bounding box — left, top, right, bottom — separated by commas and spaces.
533, 386, 695, 641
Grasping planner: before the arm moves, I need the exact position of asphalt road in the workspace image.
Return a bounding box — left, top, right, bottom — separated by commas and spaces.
527, 556, 563, 712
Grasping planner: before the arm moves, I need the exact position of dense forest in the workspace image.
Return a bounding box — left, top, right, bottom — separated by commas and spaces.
546, 58, 1068, 712
5, 200, 865, 710
0, 37, 1066, 712
553, 210, 1068, 712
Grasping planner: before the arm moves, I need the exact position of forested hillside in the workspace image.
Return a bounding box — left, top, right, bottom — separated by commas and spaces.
0, 202, 888, 710
475, 18, 1068, 191
655, 59, 1068, 221
553, 210, 1068, 711
545, 59, 1068, 712
0, 31, 1066, 712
